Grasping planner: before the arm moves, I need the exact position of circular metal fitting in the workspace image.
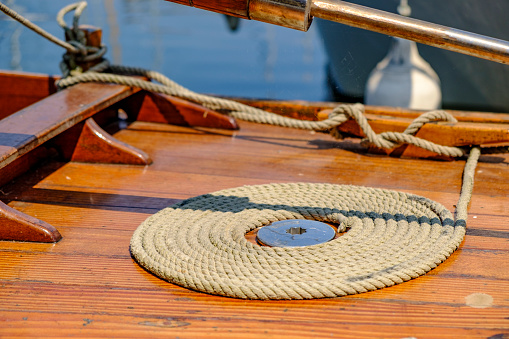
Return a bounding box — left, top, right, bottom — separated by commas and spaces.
256, 219, 336, 247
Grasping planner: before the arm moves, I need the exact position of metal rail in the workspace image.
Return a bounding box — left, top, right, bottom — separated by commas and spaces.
311, 0, 509, 65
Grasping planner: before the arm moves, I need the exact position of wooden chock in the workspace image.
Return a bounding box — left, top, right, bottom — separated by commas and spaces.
135, 92, 239, 130
71, 118, 152, 165
0, 200, 62, 242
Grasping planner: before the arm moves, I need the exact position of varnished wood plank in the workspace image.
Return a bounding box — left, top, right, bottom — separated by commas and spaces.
8, 165, 468, 207
92, 122, 509, 195
0, 82, 139, 168
1, 113, 508, 337
0, 310, 505, 338
0, 71, 57, 119
1, 282, 507, 338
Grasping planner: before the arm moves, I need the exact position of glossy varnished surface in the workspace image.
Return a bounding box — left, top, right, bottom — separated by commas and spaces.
0, 71, 239, 242
0, 119, 508, 338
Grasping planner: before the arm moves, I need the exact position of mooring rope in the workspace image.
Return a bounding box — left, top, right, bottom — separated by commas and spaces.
0, 2, 493, 299
56, 66, 465, 157
0, 2, 82, 54
0, 1, 466, 156
130, 147, 481, 300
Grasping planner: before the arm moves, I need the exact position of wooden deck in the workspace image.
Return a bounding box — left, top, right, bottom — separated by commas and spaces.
0, 72, 508, 338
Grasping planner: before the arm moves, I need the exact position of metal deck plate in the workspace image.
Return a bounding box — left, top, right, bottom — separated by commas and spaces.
256, 219, 336, 247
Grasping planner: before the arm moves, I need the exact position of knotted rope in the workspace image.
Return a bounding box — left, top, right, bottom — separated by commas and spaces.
56, 65, 465, 157
1, 2, 491, 300
130, 148, 480, 300
1, 1, 108, 77
0, 1, 468, 157
56, 2, 108, 77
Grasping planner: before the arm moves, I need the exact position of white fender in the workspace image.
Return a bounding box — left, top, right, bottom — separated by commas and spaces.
365, 37, 442, 110
364, 0, 441, 110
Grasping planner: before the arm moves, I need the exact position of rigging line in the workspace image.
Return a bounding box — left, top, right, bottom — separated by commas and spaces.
0, 2, 80, 54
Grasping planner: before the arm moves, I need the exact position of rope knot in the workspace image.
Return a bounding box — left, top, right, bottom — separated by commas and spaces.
57, 2, 108, 77
325, 104, 463, 157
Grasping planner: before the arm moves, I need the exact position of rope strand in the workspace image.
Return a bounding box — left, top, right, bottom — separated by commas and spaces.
455, 147, 481, 222
0, 0, 488, 300
0, 2, 81, 54
0, 0, 481, 158
55, 65, 467, 157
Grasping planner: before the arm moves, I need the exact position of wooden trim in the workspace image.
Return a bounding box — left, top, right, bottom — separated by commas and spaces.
0, 82, 140, 170
0, 200, 61, 243
230, 97, 509, 123
0, 71, 58, 119
0, 80, 139, 242
132, 91, 239, 130
70, 118, 152, 165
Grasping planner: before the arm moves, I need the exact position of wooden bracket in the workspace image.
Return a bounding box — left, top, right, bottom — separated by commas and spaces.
132, 92, 239, 130
0, 118, 151, 243
0, 200, 62, 243
0, 73, 240, 243
70, 118, 152, 165
51, 117, 151, 165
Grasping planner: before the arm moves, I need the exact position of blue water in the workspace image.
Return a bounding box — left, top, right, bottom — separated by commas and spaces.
0, 0, 329, 101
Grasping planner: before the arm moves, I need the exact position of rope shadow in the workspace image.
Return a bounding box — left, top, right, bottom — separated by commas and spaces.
174, 193, 459, 227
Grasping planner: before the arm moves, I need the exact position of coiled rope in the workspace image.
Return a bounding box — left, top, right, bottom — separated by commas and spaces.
130, 148, 480, 300
0, 2, 491, 299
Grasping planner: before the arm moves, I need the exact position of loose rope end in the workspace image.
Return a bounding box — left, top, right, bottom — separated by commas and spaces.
455, 146, 481, 224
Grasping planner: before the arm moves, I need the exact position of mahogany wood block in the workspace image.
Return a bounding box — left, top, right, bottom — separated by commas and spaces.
0, 200, 61, 242
131, 91, 239, 130
55, 118, 152, 165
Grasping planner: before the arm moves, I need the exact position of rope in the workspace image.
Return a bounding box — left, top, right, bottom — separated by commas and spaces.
130, 149, 479, 300
56, 65, 465, 157
0, 2, 81, 54
56, 2, 88, 33
0, 1, 107, 77
456, 146, 480, 222
1, 1, 488, 300
56, 2, 108, 77
0, 1, 469, 157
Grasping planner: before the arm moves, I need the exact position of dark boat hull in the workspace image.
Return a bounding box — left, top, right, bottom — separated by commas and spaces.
317, 0, 509, 112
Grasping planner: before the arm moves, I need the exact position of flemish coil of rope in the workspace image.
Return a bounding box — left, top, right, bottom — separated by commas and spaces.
0, 1, 487, 300
130, 148, 480, 300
